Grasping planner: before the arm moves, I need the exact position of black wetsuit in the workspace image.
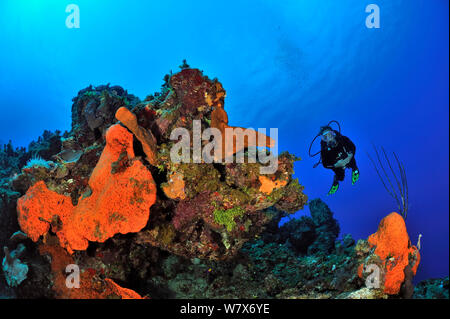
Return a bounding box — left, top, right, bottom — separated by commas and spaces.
321, 134, 357, 181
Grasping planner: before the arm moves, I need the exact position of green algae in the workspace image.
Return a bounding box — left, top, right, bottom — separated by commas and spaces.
213, 207, 245, 232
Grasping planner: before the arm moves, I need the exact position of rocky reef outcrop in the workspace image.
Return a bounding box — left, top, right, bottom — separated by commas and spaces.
0, 63, 439, 299
0, 64, 307, 298
413, 277, 449, 299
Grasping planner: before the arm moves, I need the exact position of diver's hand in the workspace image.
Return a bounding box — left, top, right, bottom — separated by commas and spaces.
334, 153, 353, 168
334, 160, 346, 168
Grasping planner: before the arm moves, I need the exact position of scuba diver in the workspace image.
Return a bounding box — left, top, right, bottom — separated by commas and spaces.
309, 121, 359, 195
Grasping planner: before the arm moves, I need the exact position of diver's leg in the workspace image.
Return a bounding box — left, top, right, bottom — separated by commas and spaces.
348, 157, 359, 185
328, 168, 344, 195
333, 167, 345, 181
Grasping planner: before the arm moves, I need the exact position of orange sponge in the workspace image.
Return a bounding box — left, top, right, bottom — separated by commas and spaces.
363, 212, 420, 295
104, 278, 147, 299
18, 124, 157, 253
17, 181, 74, 243
211, 105, 274, 161
115, 106, 158, 165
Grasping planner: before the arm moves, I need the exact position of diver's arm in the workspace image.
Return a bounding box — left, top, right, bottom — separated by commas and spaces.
334, 153, 353, 168
333, 136, 355, 167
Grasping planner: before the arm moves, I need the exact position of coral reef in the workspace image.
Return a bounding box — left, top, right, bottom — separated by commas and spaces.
141, 205, 362, 299
70, 84, 139, 148
37, 240, 145, 299
0, 141, 28, 179
413, 277, 449, 299
261, 199, 339, 255
0, 132, 63, 291
28, 130, 63, 160
0, 188, 20, 256
128, 68, 307, 260
0, 64, 444, 299
0, 65, 308, 298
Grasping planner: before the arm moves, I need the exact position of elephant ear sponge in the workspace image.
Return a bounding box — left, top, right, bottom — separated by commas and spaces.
17, 181, 74, 243
364, 212, 420, 295
17, 124, 157, 253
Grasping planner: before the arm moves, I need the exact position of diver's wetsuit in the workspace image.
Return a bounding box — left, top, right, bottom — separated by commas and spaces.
320, 134, 358, 182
